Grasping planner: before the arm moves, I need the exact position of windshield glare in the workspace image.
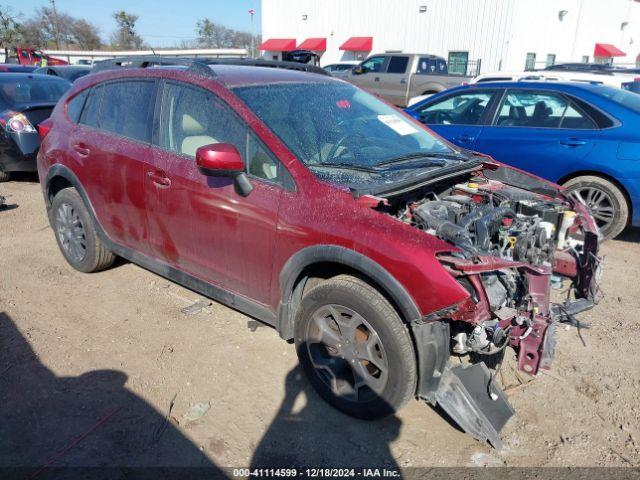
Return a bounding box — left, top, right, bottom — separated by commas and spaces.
233, 82, 453, 168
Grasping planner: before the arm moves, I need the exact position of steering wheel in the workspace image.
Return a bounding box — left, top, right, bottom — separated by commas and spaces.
431, 110, 454, 125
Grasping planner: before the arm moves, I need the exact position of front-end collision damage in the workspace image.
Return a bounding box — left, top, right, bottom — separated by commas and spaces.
374, 164, 603, 448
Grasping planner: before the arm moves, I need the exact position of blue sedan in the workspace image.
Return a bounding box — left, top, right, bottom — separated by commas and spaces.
406, 81, 640, 239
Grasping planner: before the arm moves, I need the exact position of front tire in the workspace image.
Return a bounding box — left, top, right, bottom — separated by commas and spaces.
295, 275, 417, 419
50, 188, 115, 273
564, 175, 628, 240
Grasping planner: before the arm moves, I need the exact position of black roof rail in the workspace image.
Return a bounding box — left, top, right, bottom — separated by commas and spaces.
201, 58, 331, 76
92, 56, 216, 78
92, 55, 331, 78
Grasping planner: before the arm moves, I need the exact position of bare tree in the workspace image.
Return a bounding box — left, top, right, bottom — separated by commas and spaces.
71, 19, 101, 50
111, 10, 143, 50
0, 4, 22, 58
196, 18, 259, 50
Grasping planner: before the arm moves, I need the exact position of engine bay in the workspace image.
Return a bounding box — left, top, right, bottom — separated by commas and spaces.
375, 169, 601, 375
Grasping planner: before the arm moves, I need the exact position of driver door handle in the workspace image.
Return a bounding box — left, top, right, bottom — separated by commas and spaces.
374, 77, 380, 82
560, 138, 587, 147
453, 134, 475, 143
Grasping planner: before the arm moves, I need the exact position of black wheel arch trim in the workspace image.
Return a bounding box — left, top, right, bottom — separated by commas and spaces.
44, 164, 277, 326
276, 245, 422, 340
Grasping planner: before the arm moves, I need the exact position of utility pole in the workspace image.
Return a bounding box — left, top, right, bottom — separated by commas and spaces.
249, 8, 255, 58
50, 0, 61, 49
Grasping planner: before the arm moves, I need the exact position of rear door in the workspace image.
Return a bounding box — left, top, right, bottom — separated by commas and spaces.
412, 88, 499, 149
147, 80, 290, 304
69, 79, 157, 253
473, 89, 599, 180
375, 55, 412, 106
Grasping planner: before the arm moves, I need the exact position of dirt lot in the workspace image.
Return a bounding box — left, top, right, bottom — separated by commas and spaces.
1, 176, 640, 473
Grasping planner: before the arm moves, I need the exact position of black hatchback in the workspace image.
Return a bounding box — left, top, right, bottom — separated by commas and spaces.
0, 73, 70, 181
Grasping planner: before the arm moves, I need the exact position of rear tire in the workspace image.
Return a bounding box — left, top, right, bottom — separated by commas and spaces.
564, 175, 628, 240
295, 275, 417, 419
50, 188, 115, 272
0, 171, 10, 182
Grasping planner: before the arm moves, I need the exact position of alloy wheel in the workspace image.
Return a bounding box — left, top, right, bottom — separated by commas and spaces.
305, 304, 389, 403
569, 186, 616, 232
55, 202, 87, 263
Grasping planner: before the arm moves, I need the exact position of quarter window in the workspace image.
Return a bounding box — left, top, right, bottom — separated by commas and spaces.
79, 84, 103, 128
99, 81, 155, 143
247, 135, 293, 189
416, 91, 495, 125
67, 89, 89, 123
495, 90, 595, 129
159, 82, 246, 158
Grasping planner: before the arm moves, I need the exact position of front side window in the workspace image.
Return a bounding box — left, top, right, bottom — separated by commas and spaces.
159, 82, 246, 159
495, 90, 595, 129
247, 135, 293, 188
415, 91, 495, 125
386, 56, 409, 74
233, 81, 452, 169
360, 56, 385, 73
99, 81, 155, 143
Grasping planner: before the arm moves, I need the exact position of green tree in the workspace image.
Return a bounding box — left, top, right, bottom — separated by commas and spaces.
111, 10, 143, 50
0, 5, 22, 58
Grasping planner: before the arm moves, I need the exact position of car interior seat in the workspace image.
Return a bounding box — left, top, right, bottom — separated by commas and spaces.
529, 101, 553, 126
180, 114, 217, 158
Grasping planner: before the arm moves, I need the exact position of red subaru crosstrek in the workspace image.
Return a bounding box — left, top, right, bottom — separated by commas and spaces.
37, 58, 602, 447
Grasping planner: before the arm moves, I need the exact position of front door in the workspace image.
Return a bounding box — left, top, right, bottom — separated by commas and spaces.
473, 89, 599, 181
147, 81, 291, 304
414, 88, 499, 149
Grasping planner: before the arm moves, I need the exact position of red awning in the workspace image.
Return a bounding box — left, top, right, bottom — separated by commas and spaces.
340, 36, 373, 51
259, 38, 297, 51
594, 43, 626, 57
297, 37, 327, 51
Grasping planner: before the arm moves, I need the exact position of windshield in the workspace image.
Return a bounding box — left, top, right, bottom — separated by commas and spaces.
233, 82, 453, 169
597, 85, 640, 114
0, 76, 70, 105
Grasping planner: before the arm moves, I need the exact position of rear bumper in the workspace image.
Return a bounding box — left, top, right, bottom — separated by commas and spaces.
0, 132, 38, 173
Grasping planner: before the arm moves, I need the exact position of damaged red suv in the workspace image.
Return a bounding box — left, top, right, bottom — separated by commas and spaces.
37, 58, 602, 448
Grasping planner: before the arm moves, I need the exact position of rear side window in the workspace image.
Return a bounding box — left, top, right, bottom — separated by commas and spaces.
386, 56, 409, 74
99, 81, 155, 143
495, 90, 596, 129
79, 85, 103, 128
416, 57, 448, 75
67, 89, 89, 123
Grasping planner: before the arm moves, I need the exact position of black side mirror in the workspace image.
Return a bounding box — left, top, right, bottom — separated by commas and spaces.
352, 65, 364, 75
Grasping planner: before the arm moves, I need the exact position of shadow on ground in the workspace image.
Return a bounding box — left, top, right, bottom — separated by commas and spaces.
0, 312, 227, 479
1, 312, 403, 477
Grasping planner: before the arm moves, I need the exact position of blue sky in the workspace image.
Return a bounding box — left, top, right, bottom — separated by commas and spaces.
12, 0, 262, 47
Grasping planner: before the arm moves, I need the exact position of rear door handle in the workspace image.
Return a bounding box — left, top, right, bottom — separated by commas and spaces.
147, 170, 171, 187
374, 77, 380, 82
72, 142, 90, 157
400, 78, 407, 84
453, 134, 475, 143
560, 138, 587, 147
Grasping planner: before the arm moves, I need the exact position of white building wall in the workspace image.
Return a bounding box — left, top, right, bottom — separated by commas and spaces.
261, 0, 640, 72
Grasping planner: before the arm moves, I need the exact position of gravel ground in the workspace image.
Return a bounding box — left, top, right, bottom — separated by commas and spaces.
1, 176, 639, 473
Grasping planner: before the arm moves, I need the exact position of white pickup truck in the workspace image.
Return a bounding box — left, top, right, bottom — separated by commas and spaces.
343, 53, 475, 107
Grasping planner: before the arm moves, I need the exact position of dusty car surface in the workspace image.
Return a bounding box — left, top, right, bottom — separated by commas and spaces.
37, 57, 602, 448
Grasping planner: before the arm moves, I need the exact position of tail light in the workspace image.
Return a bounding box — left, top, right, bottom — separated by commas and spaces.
635, 77, 640, 82
38, 118, 53, 141
1, 112, 36, 134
